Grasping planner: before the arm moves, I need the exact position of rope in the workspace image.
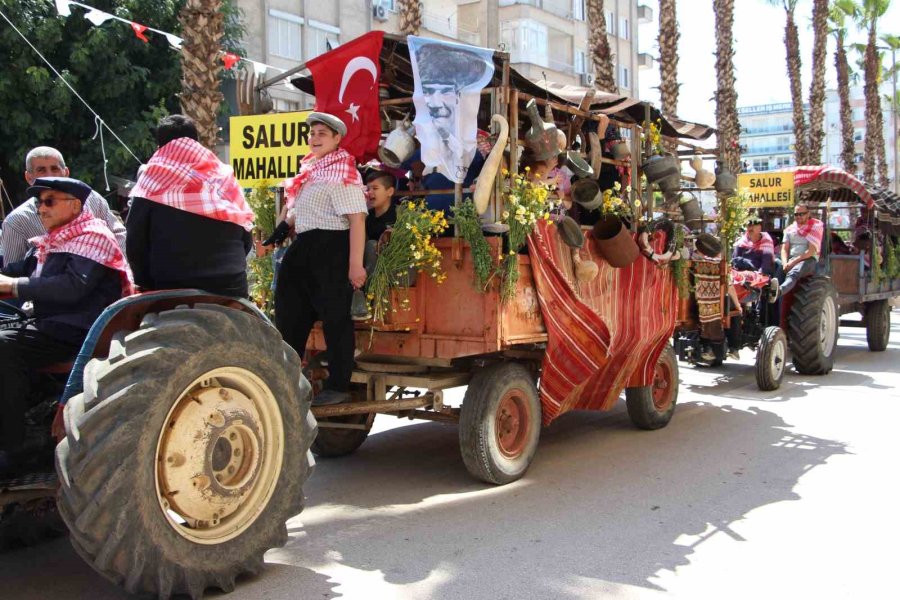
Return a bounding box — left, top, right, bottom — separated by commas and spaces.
0, 6, 142, 167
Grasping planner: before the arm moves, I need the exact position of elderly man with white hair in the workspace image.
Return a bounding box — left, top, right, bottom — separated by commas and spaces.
0, 146, 126, 265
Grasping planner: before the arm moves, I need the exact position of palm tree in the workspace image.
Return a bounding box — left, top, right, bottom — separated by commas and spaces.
714, 0, 741, 174
397, 0, 422, 35
807, 0, 829, 164
856, 0, 891, 185
831, 1, 860, 174
178, 0, 224, 149
657, 0, 680, 117
766, 0, 808, 166
588, 0, 618, 93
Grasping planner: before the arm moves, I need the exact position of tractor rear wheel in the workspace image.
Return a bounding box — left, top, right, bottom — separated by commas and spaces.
55, 305, 315, 599
865, 299, 891, 352
626, 345, 679, 430
788, 277, 839, 375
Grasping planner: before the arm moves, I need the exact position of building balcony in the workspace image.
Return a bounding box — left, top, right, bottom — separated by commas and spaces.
638, 52, 654, 70
740, 125, 794, 136
741, 146, 793, 156
638, 4, 653, 23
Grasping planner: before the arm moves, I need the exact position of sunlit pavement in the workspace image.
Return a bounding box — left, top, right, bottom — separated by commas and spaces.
4, 312, 899, 600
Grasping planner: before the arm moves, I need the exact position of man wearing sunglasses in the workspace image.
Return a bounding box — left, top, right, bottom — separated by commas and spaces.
0, 146, 126, 266
779, 202, 824, 297
0, 177, 133, 475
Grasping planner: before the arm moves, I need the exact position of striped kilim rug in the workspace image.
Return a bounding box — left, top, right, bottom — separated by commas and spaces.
527, 220, 678, 424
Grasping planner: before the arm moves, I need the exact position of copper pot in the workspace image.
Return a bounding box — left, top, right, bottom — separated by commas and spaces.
592, 215, 640, 268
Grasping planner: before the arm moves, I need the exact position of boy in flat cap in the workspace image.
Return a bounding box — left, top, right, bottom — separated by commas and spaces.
273, 112, 368, 406
0, 177, 133, 473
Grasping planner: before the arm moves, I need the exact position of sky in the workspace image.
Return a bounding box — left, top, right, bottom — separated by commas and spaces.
637, 0, 900, 126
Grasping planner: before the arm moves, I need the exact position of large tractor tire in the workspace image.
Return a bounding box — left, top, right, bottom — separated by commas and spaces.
788, 277, 839, 375
865, 299, 891, 352
55, 305, 315, 599
755, 326, 787, 391
626, 345, 679, 430
459, 363, 541, 485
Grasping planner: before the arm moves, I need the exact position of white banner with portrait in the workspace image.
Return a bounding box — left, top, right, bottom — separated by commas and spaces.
408, 36, 495, 184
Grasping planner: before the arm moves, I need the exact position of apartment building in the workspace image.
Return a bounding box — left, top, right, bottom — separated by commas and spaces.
738, 85, 896, 189
737, 103, 804, 173
236, 0, 653, 109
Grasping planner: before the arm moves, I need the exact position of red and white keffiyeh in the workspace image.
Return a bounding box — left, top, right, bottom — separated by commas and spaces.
734, 231, 775, 255
784, 217, 824, 254
29, 211, 135, 296
130, 138, 255, 231
282, 148, 363, 209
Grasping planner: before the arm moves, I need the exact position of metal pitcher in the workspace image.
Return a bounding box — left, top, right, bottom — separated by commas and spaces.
524, 99, 560, 162
378, 120, 416, 168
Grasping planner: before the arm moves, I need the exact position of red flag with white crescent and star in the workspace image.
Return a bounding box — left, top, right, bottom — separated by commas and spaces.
306, 31, 384, 162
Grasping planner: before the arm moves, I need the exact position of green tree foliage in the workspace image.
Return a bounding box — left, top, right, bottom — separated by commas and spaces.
0, 0, 242, 205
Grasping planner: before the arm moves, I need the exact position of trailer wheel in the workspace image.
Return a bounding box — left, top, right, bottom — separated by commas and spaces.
755, 326, 787, 391
626, 346, 679, 430
55, 305, 315, 599
865, 299, 891, 352
311, 392, 374, 458
459, 363, 541, 485
788, 277, 839, 374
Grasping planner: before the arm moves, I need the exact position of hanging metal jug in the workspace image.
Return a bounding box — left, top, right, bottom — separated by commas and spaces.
524, 98, 560, 162
378, 119, 416, 168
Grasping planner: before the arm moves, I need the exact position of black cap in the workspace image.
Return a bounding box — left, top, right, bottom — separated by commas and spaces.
27, 177, 92, 204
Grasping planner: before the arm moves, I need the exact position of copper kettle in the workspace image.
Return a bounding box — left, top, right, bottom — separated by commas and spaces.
524, 99, 559, 162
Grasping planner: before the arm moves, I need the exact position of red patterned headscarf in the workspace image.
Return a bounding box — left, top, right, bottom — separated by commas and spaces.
29, 210, 135, 297
130, 138, 255, 231
784, 217, 825, 254
282, 147, 364, 209
735, 230, 775, 255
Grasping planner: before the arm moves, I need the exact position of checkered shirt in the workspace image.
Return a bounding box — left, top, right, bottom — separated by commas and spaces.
293, 181, 367, 233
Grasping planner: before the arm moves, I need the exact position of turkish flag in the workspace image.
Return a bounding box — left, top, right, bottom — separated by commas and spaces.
306, 31, 384, 162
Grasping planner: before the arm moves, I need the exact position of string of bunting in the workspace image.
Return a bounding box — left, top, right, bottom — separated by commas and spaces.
54, 0, 297, 88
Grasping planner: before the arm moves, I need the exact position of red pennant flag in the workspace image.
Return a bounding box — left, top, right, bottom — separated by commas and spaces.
130, 22, 149, 43
222, 52, 240, 70
305, 31, 384, 162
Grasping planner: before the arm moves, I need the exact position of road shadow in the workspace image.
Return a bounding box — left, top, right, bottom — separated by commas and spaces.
280, 400, 848, 597
0, 534, 336, 600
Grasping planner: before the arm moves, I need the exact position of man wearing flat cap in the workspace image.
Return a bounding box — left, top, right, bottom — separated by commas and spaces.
0, 177, 133, 472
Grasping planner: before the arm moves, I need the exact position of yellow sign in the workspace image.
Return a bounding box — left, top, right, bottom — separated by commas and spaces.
737, 172, 795, 208
229, 111, 312, 187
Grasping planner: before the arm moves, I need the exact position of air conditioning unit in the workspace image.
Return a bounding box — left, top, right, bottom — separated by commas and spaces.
580, 73, 595, 87
373, 3, 388, 21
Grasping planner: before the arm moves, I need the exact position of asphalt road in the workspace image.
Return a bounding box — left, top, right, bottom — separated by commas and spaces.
3, 312, 899, 600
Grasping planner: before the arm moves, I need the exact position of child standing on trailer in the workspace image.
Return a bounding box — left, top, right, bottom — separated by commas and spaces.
274, 112, 368, 406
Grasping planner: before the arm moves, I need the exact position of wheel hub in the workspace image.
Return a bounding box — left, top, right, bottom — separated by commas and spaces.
652, 361, 674, 411
155, 368, 284, 544
495, 391, 530, 459
771, 338, 786, 380
820, 297, 837, 356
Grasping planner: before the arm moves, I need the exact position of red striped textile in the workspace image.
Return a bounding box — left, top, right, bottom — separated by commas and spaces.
130, 138, 255, 231
29, 210, 135, 297
527, 220, 677, 424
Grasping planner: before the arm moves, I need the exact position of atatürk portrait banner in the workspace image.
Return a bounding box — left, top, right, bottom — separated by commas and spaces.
408, 36, 495, 184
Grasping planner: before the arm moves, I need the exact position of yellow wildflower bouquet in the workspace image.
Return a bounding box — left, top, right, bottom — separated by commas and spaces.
642, 118, 666, 156
717, 189, 750, 262
367, 200, 449, 322
499, 169, 555, 299
601, 181, 640, 220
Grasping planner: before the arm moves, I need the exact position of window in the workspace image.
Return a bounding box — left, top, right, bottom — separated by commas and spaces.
606, 11, 616, 35
853, 129, 863, 142
309, 21, 340, 59
852, 107, 864, 121
619, 65, 630, 88
572, 0, 585, 21
501, 19, 548, 68
274, 98, 301, 112
268, 10, 302, 60
574, 50, 587, 75
752, 159, 769, 172
619, 17, 629, 40
776, 155, 792, 167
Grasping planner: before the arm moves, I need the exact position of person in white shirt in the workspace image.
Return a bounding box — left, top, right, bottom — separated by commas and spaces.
0, 146, 126, 265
